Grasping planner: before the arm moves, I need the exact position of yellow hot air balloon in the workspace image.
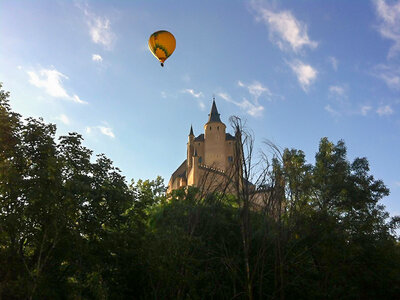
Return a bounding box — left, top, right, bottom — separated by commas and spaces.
148, 30, 176, 67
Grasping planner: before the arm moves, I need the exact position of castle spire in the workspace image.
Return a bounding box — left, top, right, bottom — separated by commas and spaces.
189, 124, 194, 136
207, 99, 221, 123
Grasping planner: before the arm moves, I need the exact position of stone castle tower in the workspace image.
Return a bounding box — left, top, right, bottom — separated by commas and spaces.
167, 100, 237, 193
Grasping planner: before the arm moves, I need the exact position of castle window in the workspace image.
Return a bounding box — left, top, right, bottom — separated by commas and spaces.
217, 126, 219, 131
210, 126, 212, 130
199, 156, 202, 163
228, 156, 233, 162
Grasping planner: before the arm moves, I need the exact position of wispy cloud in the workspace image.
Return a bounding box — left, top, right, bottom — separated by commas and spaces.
238, 80, 272, 99
86, 125, 115, 138
182, 89, 203, 98
328, 56, 338, 71
325, 103, 395, 118
218, 80, 279, 117
182, 89, 205, 110
27, 68, 87, 104
218, 92, 264, 117
373, 0, 400, 58
373, 64, 400, 89
325, 102, 377, 118
77, 3, 115, 49
371, 2, 400, 90
376, 104, 394, 116
72, 95, 86, 104
287, 60, 317, 91
251, 1, 317, 52
324, 104, 341, 117
360, 105, 372, 116
98, 126, 115, 138
55, 114, 70, 125
329, 85, 347, 98
27, 69, 69, 98
92, 54, 103, 62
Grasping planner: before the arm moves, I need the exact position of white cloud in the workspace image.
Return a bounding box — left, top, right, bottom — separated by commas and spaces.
55, 114, 70, 125
329, 85, 346, 97
360, 105, 372, 116
287, 60, 317, 91
395, 181, 400, 187
86, 125, 115, 138
218, 92, 231, 102
328, 56, 338, 71
72, 94, 86, 104
182, 89, 203, 98
27, 68, 87, 104
77, 3, 115, 49
161, 91, 167, 98
92, 54, 103, 62
381, 72, 400, 88
239, 98, 264, 116
373, 0, 400, 58
218, 92, 264, 117
98, 126, 115, 138
376, 104, 394, 116
88, 16, 114, 48
324, 104, 341, 117
251, 1, 317, 52
218, 80, 279, 117
182, 89, 206, 110
27, 69, 69, 98
17, 65, 22, 70
374, 64, 400, 89
238, 80, 272, 99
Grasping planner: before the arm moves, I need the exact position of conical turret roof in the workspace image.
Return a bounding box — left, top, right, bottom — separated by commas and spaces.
207, 100, 222, 123
189, 125, 194, 136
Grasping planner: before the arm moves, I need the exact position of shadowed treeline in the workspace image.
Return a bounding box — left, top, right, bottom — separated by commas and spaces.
1, 83, 399, 299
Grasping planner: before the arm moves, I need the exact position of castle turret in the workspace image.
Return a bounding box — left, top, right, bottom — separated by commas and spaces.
187, 125, 195, 169
204, 100, 226, 169
189, 124, 194, 137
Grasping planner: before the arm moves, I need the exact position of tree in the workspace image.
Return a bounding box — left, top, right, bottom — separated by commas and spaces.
0, 83, 155, 299
1, 83, 399, 299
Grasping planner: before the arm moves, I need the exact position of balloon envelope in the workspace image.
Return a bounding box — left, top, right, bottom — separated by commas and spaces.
148, 30, 176, 66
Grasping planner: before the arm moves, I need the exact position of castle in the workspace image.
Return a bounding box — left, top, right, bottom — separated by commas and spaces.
167, 100, 238, 193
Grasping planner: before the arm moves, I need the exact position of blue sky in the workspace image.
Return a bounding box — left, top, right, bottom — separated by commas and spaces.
1, 0, 399, 216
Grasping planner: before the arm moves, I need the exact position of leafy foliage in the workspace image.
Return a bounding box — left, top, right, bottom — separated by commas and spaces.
0, 83, 399, 299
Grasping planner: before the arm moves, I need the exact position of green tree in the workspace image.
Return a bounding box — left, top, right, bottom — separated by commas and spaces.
0, 83, 156, 299
1, 83, 399, 299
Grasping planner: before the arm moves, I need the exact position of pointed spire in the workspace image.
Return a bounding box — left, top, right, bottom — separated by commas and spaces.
207, 98, 221, 123
189, 124, 194, 136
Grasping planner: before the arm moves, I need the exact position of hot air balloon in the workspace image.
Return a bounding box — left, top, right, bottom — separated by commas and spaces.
148, 30, 176, 67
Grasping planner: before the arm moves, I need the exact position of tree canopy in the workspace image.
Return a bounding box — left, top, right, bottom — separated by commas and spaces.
1, 83, 399, 299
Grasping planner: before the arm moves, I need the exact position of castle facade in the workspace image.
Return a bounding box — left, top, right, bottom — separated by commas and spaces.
167, 100, 238, 193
